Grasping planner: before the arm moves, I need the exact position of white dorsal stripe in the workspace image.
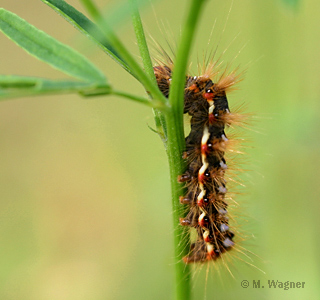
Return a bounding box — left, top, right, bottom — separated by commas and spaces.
198, 103, 216, 248
198, 103, 215, 202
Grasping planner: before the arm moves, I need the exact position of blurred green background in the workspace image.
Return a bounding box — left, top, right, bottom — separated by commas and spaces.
1, 0, 319, 299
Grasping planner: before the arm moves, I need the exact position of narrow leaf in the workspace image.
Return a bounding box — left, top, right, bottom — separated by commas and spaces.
40, 0, 131, 74
0, 75, 111, 99
0, 8, 106, 83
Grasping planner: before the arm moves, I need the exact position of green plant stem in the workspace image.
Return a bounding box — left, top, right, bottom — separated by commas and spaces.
165, 1, 207, 300
165, 112, 190, 300
130, 0, 168, 141
129, 0, 156, 84
169, 0, 207, 153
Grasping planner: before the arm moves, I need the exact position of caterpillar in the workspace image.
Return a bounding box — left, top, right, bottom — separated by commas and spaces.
154, 63, 242, 264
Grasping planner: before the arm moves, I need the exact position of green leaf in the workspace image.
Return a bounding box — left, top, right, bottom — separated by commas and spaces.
40, 0, 131, 74
0, 8, 106, 83
0, 75, 111, 99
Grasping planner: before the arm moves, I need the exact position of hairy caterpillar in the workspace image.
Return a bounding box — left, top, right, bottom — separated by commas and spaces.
154, 63, 243, 264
